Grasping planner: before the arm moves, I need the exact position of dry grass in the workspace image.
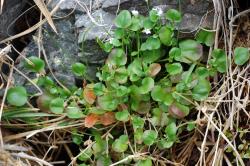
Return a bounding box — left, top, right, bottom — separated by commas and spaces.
0, 0, 249, 165
0, 0, 4, 14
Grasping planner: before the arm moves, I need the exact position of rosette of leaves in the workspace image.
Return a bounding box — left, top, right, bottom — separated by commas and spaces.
5, 8, 234, 165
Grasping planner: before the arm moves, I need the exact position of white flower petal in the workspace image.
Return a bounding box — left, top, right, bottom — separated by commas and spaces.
142, 29, 151, 34
131, 10, 139, 16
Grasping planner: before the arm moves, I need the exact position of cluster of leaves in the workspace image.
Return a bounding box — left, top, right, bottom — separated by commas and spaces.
5, 8, 250, 165
225, 128, 250, 160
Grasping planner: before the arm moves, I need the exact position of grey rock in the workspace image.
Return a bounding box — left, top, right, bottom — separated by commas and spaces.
150, 0, 178, 6
40, 16, 78, 87
76, 9, 115, 80
102, 0, 130, 8
179, 13, 202, 32
0, 0, 25, 41
13, 14, 79, 92
76, 9, 115, 41
181, 0, 211, 14
102, 0, 148, 15
78, 40, 106, 64
77, 37, 108, 81
49, 0, 104, 12
178, 11, 213, 33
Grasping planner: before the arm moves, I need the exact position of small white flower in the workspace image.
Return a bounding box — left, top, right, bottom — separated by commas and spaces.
153, 7, 163, 16
131, 10, 139, 17
108, 38, 114, 44
157, 8, 163, 16
142, 28, 151, 34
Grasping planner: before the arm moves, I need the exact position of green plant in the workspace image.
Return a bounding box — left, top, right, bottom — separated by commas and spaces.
72, 62, 87, 77
25, 56, 45, 73
5, 7, 249, 165
7, 86, 28, 106
234, 47, 250, 65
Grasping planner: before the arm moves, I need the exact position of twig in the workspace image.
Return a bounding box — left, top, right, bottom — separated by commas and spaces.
11, 152, 53, 166
110, 153, 147, 166
200, 107, 245, 166
41, 44, 70, 93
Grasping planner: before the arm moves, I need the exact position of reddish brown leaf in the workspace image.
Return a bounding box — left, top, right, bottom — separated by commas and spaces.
83, 85, 96, 105
117, 103, 128, 111
85, 114, 99, 128
99, 112, 116, 126
36, 93, 54, 112
169, 104, 185, 119
136, 101, 151, 114
148, 63, 161, 77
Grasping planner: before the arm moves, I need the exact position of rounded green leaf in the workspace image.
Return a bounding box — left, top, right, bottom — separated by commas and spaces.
116, 85, 130, 97
159, 26, 173, 46
96, 156, 112, 166
132, 115, 144, 130
37, 76, 54, 87
78, 148, 93, 161
115, 110, 130, 122
97, 38, 113, 53
166, 9, 182, 22
72, 62, 86, 77
49, 98, 64, 114
143, 18, 154, 29
134, 128, 143, 144
195, 67, 210, 78
149, 9, 159, 22
178, 40, 203, 63
66, 102, 84, 119
187, 123, 196, 131
115, 67, 128, 84
139, 77, 154, 94
128, 58, 144, 77
7, 86, 27, 106
129, 17, 141, 31
151, 108, 169, 127
195, 29, 215, 46
169, 47, 181, 61
25, 56, 45, 72
110, 38, 122, 47
141, 37, 161, 51
151, 86, 165, 101
114, 28, 125, 39
93, 83, 105, 96
166, 63, 183, 75
234, 47, 249, 65
142, 130, 158, 146
108, 48, 127, 66
136, 158, 152, 166
192, 78, 211, 101
97, 94, 118, 110
142, 49, 162, 63
72, 134, 82, 145
151, 86, 174, 105
112, 135, 129, 153
158, 139, 174, 149
115, 10, 132, 28
165, 122, 177, 141
210, 49, 227, 73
